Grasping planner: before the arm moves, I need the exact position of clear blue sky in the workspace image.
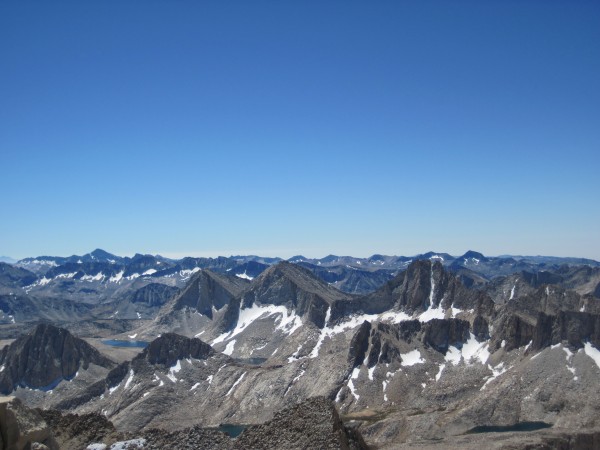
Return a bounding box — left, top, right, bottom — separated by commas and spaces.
1, 1, 599, 260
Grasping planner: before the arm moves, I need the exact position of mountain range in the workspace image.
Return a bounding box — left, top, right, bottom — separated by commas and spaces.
0, 249, 600, 448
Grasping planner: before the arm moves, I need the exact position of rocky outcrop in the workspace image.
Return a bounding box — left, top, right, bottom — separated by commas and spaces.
349, 318, 473, 367
297, 262, 394, 295
329, 260, 495, 323
233, 396, 368, 450
532, 430, 600, 450
172, 270, 248, 318
55, 333, 219, 411
490, 287, 600, 352
421, 319, 471, 353
532, 310, 600, 351
0, 396, 58, 450
0, 324, 114, 394
0, 263, 37, 288
140, 333, 215, 367
236, 262, 351, 328
38, 410, 119, 450
49, 397, 367, 449
141, 426, 232, 450
348, 322, 371, 368
130, 283, 179, 308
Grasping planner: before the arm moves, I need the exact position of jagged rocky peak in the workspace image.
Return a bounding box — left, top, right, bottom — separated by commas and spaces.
458, 250, 488, 263
243, 261, 350, 306
88, 248, 120, 262
385, 259, 477, 312
237, 261, 350, 328
0, 262, 37, 287
171, 269, 249, 317
0, 323, 114, 394
140, 333, 215, 367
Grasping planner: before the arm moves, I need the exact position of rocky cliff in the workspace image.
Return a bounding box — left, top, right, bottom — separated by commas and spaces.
0, 324, 114, 394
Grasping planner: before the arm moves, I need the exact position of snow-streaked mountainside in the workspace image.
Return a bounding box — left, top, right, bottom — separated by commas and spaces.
1, 249, 600, 448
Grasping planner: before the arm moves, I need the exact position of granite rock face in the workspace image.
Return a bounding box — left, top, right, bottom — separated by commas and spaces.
54, 333, 221, 413
330, 260, 495, 323
141, 333, 215, 367
0, 263, 37, 288
0, 396, 58, 450
38, 409, 118, 450
130, 283, 179, 308
237, 261, 350, 328
172, 270, 248, 318
0, 324, 114, 394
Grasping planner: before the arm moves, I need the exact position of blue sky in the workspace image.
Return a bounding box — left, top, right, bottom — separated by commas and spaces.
1, 1, 599, 260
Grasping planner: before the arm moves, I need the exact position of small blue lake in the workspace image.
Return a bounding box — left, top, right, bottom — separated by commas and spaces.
215, 424, 247, 438
102, 339, 148, 348
466, 422, 552, 434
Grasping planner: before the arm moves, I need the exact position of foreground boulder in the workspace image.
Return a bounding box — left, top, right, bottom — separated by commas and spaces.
46, 396, 367, 449
0, 396, 58, 450
234, 396, 367, 450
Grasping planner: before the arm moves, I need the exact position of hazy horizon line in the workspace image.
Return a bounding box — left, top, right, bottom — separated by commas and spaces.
5, 248, 599, 262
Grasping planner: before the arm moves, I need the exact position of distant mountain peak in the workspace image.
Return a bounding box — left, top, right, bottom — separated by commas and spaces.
89, 249, 118, 260
460, 250, 487, 260
288, 255, 308, 262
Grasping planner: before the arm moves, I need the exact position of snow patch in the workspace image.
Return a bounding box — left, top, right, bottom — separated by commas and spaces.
583, 342, 600, 369
445, 334, 489, 365
418, 306, 445, 322
288, 344, 303, 363
108, 438, 146, 450
124, 370, 134, 390
180, 267, 201, 278
481, 362, 507, 389
310, 309, 410, 358
450, 307, 463, 318
167, 360, 181, 383
461, 334, 490, 364
235, 271, 254, 280
109, 271, 124, 283
226, 372, 246, 396
435, 364, 445, 381
223, 340, 236, 356
212, 304, 303, 345
368, 366, 376, 381
400, 349, 425, 366
109, 383, 120, 395
347, 367, 361, 401
81, 272, 105, 282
